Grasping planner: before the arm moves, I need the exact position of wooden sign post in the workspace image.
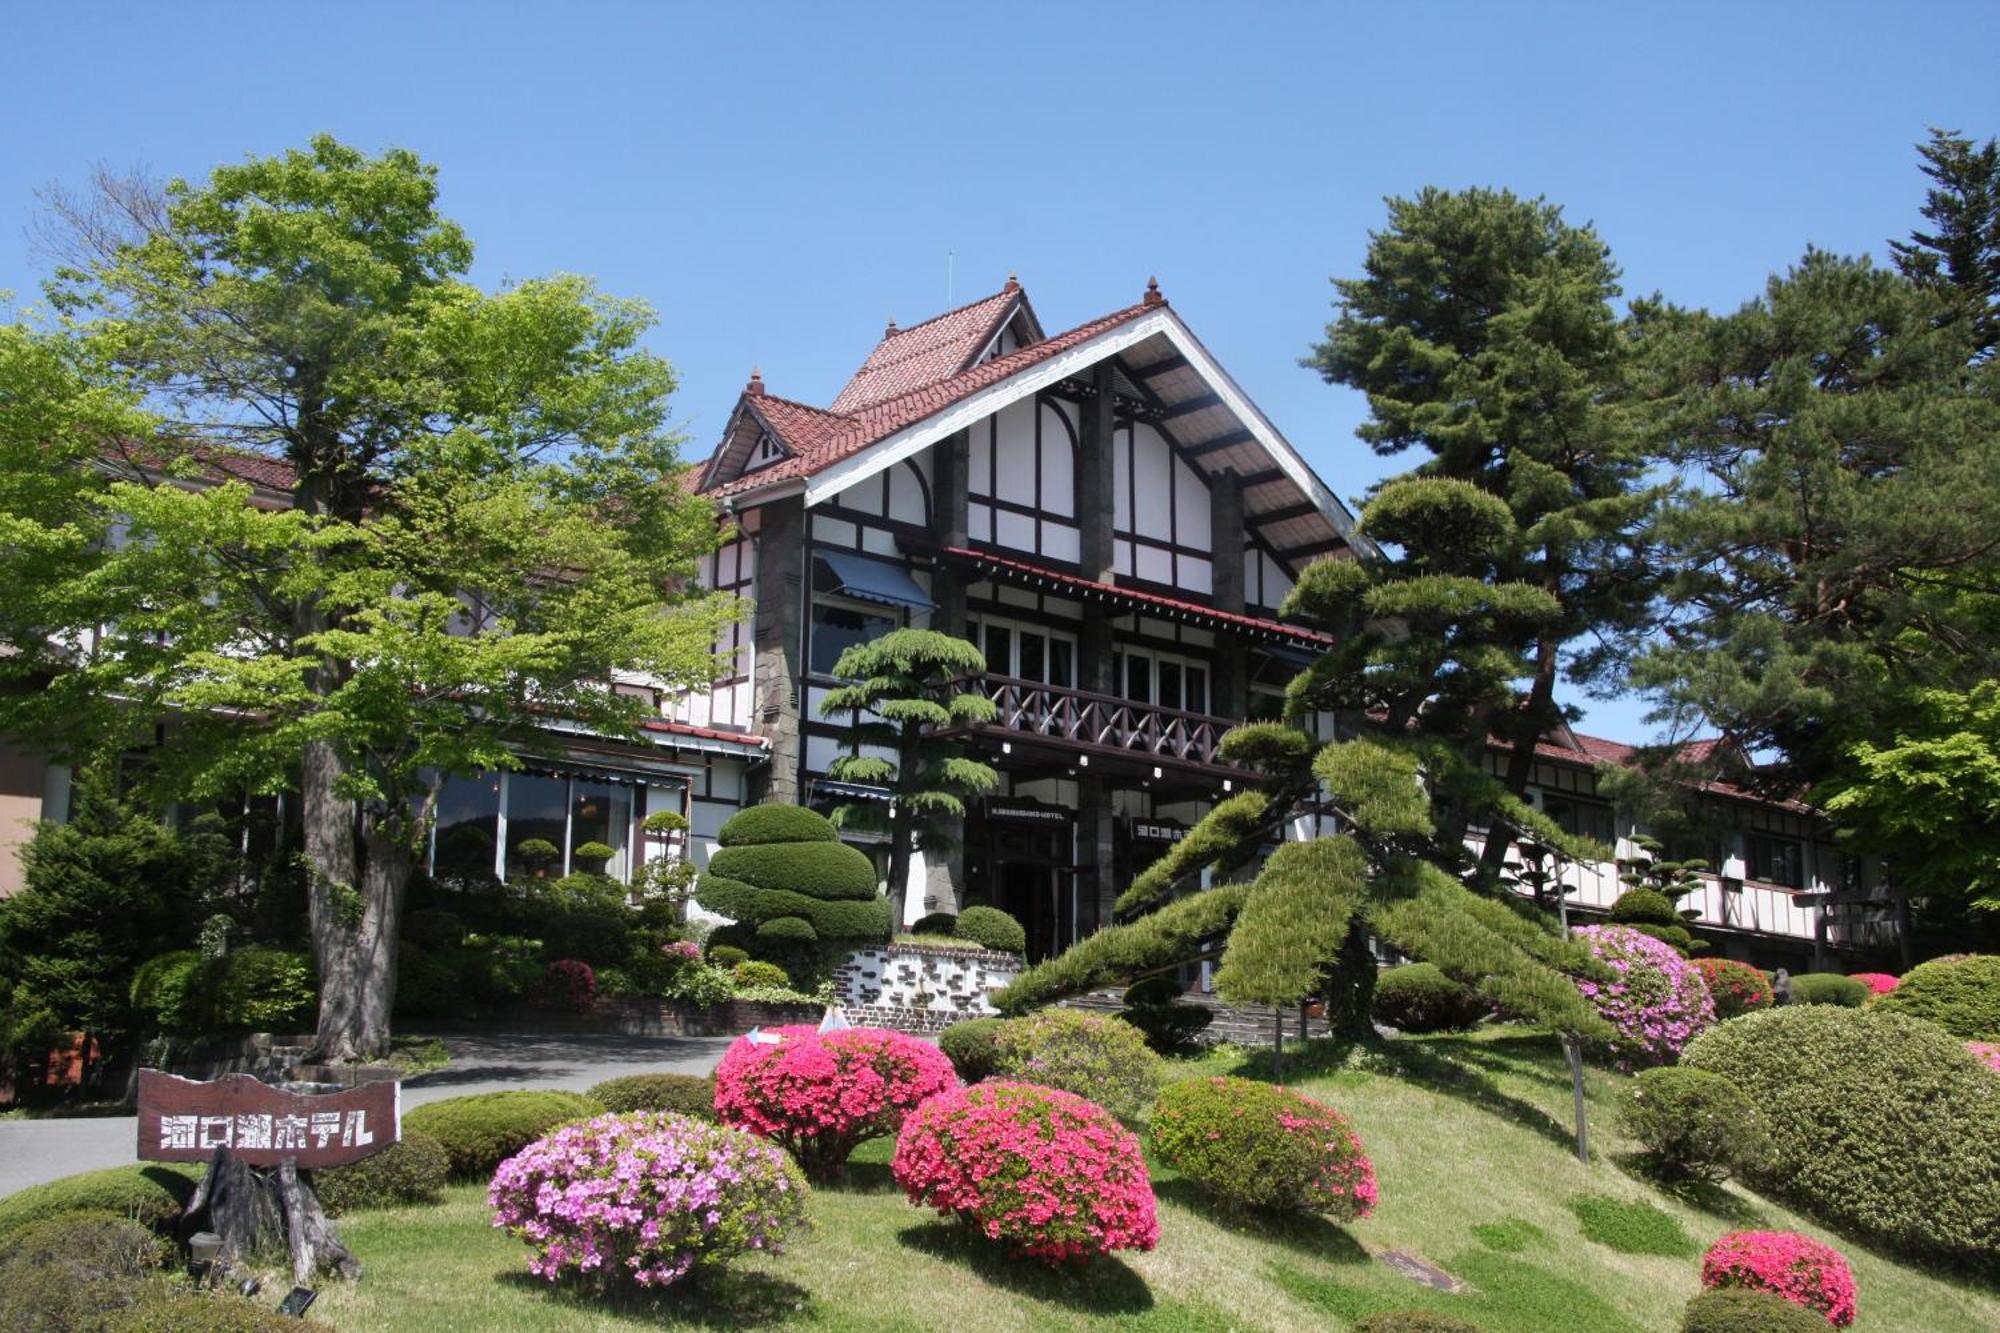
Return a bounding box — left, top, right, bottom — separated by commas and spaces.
137, 1070, 401, 1284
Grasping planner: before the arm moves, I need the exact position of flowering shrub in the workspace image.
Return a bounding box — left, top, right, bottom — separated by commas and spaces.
714, 1025, 956, 1179
1151, 1076, 1377, 1218
1847, 971, 1899, 996
1693, 958, 1774, 1021
992, 1009, 1164, 1119
892, 1080, 1158, 1262
490, 1110, 808, 1288
542, 959, 597, 1013
1700, 1230, 1857, 1327
1572, 925, 1716, 1068
663, 939, 703, 964
1969, 1041, 2000, 1074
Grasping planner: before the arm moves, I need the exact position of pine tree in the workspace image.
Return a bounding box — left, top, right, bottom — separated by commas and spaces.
1889, 127, 2000, 359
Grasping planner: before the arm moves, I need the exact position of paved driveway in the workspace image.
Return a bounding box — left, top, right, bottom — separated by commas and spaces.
0, 1032, 732, 1199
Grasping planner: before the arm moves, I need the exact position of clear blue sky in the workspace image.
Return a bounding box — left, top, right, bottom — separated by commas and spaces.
7, 2, 1997, 740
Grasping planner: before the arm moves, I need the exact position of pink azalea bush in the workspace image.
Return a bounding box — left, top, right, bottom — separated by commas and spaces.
1968, 1041, 2000, 1075
489, 1110, 808, 1288
663, 940, 703, 964
1150, 1076, 1377, 1219
714, 1025, 956, 1179
542, 959, 597, 1013
1694, 957, 1775, 1020
1573, 925, 1716, 1068
892, 1080, 1159, 1263
1701, 1229, 1857, 1327
1848, 972, 1900, 996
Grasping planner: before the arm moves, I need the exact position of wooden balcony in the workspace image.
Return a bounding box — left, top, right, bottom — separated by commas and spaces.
964, 673, 1247, 777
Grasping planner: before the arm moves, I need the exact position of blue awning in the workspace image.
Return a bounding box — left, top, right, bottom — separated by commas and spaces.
816, 551, 933, 611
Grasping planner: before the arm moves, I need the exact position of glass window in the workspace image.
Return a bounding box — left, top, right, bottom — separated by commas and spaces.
1544, 797, 1617, 844
433, 775, 501, 880
1048, 639, 1074, 689
984, 623, 1013, 678
570, 781, 633, 882
505, 773, 569, 881
1018, 632, 1045, 685
1185, 666, 1209, 716
811, 602, 896, 677
1125, 653, 1151, 704
1747, 833, 1803, 888
1157, 659, 1182, 712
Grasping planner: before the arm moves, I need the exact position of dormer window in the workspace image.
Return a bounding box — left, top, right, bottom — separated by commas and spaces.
744, 431, 788, 474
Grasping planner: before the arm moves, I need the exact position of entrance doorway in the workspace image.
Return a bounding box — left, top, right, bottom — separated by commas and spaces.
970, 802, 1078, 962
996, 860, 1078, 963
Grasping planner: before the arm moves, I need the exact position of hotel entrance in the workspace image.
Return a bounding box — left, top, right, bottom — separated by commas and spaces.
966, 799, 1078, 962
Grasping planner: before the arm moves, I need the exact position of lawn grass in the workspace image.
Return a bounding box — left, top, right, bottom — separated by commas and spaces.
311, 1027, 2000, 1332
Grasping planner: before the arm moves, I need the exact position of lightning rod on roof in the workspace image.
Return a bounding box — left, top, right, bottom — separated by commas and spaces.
946, 250, 954, 305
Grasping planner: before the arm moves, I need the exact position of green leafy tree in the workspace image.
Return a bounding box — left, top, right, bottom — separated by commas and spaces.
0, 138, 735, 1060
1889, 127, 2000, 359
819, 629, 999, 930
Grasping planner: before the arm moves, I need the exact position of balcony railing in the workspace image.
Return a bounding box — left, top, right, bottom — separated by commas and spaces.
968, 673, 1237, 770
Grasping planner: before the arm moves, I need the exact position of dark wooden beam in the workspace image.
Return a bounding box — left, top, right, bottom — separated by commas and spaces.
1252, 500, 1320, 525
1129, 354, 1189, 380
1158, 392, 1223, 420
1284, 537, 1349, 558
1236, 468, 1287, 488
1183, 428, 1255, 459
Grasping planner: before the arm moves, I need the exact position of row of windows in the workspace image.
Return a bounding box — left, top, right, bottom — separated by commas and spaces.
431, 772, 641, 884
1535, 797, 1810, 890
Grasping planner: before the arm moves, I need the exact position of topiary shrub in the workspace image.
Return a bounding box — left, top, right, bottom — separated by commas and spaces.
1847, 971, 1899, 997
705, 844, 880, 901
954, 905, 1026, 955
1371, 962, 1488, 1033
939, 1016, 1005, 1083
911, 912, 958, 936
714, 1025, 956, 1179
0, 1163, 202, 1245
732, 960, 790, 989
1617, 1066, 1768, 1182
1700, 1230, 1857, 1327
1876, 954, 2000, 1040
1680, 1288, 1832, 1333
992, 1008, 1163, 1119
1682, 1006, 2000, 1261
313, 1128, 448, 1215
707, 944, 750, 970
403, 1090, 605, 1180
571, 840, 616, 866
1693, 958, 1773, 1021
1572, 925, 1716, 1068
1354, 1316, 1486, 1333
491, 1110, 809, 1288
1117, 987, 1214, 1055
1151, 1076, 1377, 1218
585, 1072, 718, 1118
717, 804, 842, 846
892, 1080, 1158, 1262
0, 1211, 169, 1333
1788, 972, 1868, 1008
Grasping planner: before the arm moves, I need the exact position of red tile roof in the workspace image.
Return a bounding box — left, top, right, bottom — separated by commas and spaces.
107, 440, 298, 493
943, 546, 1335, 648
705, 301, 1153, 500
642, 718, 769, 751
829, 289, 1019, 413
1518, 729, 1805, 811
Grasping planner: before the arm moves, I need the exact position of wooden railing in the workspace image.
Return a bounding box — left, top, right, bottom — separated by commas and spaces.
969, 673, 1237, 769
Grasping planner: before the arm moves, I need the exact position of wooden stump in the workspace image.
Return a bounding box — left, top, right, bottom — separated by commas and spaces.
184, 1145, 360, 1284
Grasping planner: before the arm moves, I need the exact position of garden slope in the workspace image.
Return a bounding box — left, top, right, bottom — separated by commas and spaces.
310, 1028, 2000, 1333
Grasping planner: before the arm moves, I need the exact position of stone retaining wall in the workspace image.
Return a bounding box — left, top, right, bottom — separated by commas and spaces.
833, 943, 1022, 1034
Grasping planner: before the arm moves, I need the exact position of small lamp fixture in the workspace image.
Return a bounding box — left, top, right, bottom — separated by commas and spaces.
1001, 741, 1011, 755
1152, 766, 1163, 780
188, 1230, 222, 1285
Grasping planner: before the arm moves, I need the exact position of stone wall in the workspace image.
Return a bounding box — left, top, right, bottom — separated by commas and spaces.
833, 942, 1022, 1034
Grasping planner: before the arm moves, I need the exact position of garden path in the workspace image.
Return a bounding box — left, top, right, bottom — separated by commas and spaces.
0, 1032, 732, 1198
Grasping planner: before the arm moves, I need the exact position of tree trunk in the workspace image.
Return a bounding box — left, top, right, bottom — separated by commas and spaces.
301, 740, 409, 1063
1475, 634, 1562, 885
183, 1146, 358, 1283
1561, 1035, 1590, 1166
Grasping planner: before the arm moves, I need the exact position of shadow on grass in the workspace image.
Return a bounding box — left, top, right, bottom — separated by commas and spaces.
894, 1220, 1155, 1315
1220, 1036, 1361, 1083
1417, 1032, 1576, 1094
1359, 1041, 1577, 1152
1152, 1178, 1370, 1264
823, 1157, 899, 1195
1609, 1153, 1771, 1227
496, 1267, 811, 1327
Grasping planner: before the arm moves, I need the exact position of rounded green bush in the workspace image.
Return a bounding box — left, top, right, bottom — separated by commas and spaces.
707, 944, 750, 969
214, 946, 317, 1031
717, 804, 841, 847
1680, 1287, 1830, 1333
732, 960, 790, 989
1610, 888, 1679, 926
1617, 1066, 1768, 1183
955, 905, 1027, 955
312, 1128, 448, 1215
129, 950, 207, 1034
755, 915, 819, 943
1876, 954, 2000, 1041
0, 1163, 202, 1246
402, 1090, 605, 1180
1122, 976, 1182, 1007
0, 1210, 169, 1313
401, 908, 465, 950
1353, 1316, 1485, 1333
1152, 1076, 1376, 1217
99, 1289, 333, 1331
1788, 972, 1869, 1008
1681, 1006, 2000, 1261
911, 912, 959, 936
992, 1009, 1163, 1119
1372, 962, 1488, 1033
706, 843, 880, 901
585, 1073, 718, 1118
939, 1016, 1005, 1083
572, 840, 617, 863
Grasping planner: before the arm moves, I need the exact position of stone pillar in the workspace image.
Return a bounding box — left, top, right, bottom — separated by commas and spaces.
749, 495, 806, 804
1209, 467, 1250, 720
929, 428, 970, 639
1076, 774, 1117, 935
1075, 362, 1117, 585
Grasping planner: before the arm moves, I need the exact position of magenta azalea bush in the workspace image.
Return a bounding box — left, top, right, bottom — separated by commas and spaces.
892, 1080, 1159, 1263
1573, 925, 1716, 1068
714, 1025, 956, 1179
1151, 1076, 1377, 1219
1701, 1229, 1857, 1327
1848, 972, 1899, 996
489, 1110, 808, 1288
542, 959, 597, 1013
